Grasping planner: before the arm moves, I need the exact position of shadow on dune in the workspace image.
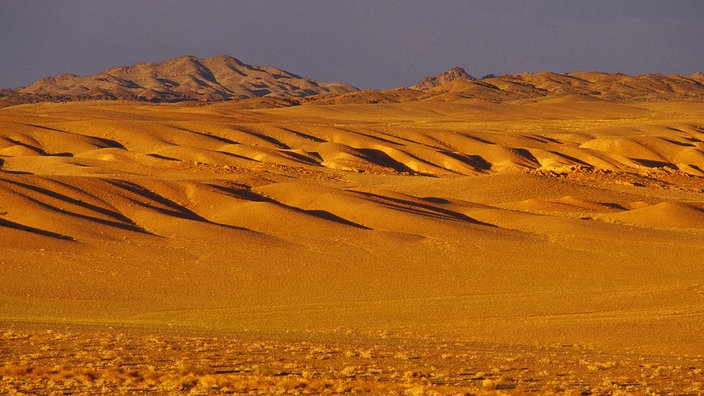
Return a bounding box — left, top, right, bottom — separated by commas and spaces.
4, 138, 47, 155
146, 153, 180, 161
279, 127, 327, 143
335, 127, 401, 145
170, 125, 238, 144
601, 202, 628, 210
689, 164, 704, 174
630, 158, 677, 170
1, 178, 151, 234
92, 136, 127, 149
281, 150, 322, 166
421, 197, 451, 204
457, 133, 495, 145
547, 151, 594, 168
107, 179, 209, 221
20, 124, 126, 150
350, 191, 496, 227
0, 217, 74, 241
1, 170, 33, 175
356, 148, 416, 174
440, 150, 492, 172
657, 137, 696, 147
299, 209, 373, 229
231, 125, 291, 149
525, 134, 563, 145
21, 123, 70, 133
209, 184, 372, 230
210, 184, 497, 229
511, 148, 540, 165
105, 180, 251, 232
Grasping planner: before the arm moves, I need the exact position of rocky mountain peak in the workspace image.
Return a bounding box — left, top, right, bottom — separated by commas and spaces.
690, 71, 704, 83
411, 66, 476, 90
10, 55, 358, 103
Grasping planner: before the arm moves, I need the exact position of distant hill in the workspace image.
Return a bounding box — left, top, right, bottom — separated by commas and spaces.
2, 58, 704, 105
410, 66, 476, 90
298, 69, 704, 106
0, 55, 358, 103
410, 70, 704, 103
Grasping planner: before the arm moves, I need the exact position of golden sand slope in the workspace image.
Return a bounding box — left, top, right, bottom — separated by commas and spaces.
1, 97, 704, 361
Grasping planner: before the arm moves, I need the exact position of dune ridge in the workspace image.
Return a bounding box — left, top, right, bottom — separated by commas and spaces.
1, 99, 703, 242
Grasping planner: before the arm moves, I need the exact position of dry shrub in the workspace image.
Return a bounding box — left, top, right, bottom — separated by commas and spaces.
178, 373, 198, 391
197, 374, 219, 388
176, 359, 212, 376
251, 364, 272, 376
0, 364, 33, 377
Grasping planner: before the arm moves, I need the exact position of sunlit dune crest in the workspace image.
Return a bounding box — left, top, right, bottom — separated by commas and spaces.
2, 60, 704, 393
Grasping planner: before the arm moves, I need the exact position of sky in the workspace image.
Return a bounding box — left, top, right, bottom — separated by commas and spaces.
1, 0, 703, 89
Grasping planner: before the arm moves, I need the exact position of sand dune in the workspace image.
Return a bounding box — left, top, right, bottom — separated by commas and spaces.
2, 92, 704, 390
602, 201, 704, 229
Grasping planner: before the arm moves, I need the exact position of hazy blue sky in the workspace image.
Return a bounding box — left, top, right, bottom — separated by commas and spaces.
1, 1, 703, 89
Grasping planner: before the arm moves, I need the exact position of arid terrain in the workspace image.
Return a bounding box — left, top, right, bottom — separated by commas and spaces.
2, 64, 704, 393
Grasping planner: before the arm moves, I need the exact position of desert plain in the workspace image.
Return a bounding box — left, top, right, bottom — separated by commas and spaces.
1, 92, 704, 394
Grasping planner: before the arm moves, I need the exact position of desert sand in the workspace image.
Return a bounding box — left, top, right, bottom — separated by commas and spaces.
2, 95, 704, 393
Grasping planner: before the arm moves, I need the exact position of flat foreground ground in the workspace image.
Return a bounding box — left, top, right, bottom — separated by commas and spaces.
2, 324, 704, 395
1, 97, 704, 393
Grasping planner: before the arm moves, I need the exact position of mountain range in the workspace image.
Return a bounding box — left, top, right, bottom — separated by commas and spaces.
2, 54, 704, 104
0, 55, 356, 103
315, 69, 704, 105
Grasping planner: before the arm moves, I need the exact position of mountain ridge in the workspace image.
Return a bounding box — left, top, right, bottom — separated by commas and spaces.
2, 55, 704, 104
410, 66, 476, 90
0, 54, 357, 103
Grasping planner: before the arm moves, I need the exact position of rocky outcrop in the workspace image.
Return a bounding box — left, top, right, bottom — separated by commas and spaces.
410, 66, 476, 90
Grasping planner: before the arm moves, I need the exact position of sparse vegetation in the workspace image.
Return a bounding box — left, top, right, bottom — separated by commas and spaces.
1, 326, 703, 394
